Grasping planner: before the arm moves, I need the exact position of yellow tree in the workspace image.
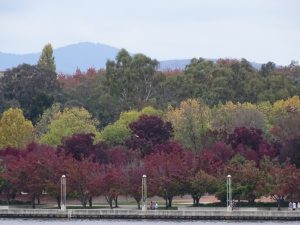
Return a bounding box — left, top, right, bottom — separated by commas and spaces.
40, 107, 100, 146
0, 108, 34, 149
212, 101, 267, 134
166, 99, 211, 151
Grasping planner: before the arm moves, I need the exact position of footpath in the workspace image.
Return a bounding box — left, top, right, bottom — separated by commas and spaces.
0, 206, 300, 220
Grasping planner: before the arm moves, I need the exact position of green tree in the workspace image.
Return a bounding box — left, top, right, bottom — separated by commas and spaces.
0, 64, 61, 123
35, 103, 62, 139
40, 107, 100, 146
38, 43, 56, 72
105, 49, 160, 110
0, 108, 34, 149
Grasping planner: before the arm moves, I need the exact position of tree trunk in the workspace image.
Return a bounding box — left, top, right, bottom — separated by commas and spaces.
105, 196, 113, 209
37, 195, 41, 205
56, 196, 61, 209
31, 194, 36, 209
81, 196, 87, 208
168, 197, 173, 208
193, 197, 200, 206
89, 197, 92, 208
165, 198, 168, 209
248, 194, 255, 206
6, 193, 10, 205
114, 196, 118, 208
134, 197, 141, 209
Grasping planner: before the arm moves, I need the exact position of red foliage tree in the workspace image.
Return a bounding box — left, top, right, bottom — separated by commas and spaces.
145, 141, 190, 208
122, 162, 145, 209
58, 67, 99, 88
59, 133, 110, 163
59, 133, 95, 161
3, 143, 59, 208
101, 165, 125, 208
107, 145, 141, 166
199, 142, 234, 174
260, 160, 300, 210
0, 147, 23, 204
227, 127, 278, 164
127, 115, 173, 156
64, 156, 103, 208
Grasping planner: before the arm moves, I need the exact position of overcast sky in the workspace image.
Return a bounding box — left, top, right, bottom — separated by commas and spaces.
0, 0, 299, 65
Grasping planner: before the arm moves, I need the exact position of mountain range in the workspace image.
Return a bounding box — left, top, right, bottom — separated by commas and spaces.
0, 42, 262, 74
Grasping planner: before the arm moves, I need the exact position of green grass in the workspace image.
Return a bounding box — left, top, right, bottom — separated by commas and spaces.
0, 200, 31, 205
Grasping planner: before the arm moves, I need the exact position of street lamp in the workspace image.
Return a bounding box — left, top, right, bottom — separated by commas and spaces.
61, 175, 66, 210
142, 174, 147, 211
227, 175, 232, 211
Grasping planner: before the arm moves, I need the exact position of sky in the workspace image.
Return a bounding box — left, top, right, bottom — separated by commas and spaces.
0, 0, 299, 65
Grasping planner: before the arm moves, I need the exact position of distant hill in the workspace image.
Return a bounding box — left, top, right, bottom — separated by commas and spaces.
158, 59, 262, 71
0, 42, 262, 74
158, 59, 191, 71
0, 42, 119, 74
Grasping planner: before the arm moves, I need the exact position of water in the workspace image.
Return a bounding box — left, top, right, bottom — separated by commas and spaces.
0, 219, 298, 225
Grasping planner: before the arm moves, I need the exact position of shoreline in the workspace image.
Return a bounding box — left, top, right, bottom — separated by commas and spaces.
0, 209, 300, 220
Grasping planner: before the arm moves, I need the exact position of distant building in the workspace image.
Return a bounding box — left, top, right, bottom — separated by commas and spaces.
0, 70, 4, 77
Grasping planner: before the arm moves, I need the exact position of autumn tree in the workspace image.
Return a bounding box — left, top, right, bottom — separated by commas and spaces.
166, 99, 211, 151
123, 163, 145, 209
0, 147, 22, 204
127, 115, 173, 156
145, 141, 189, 208
35, 103, 62, 139
38, 43, 56, 72
3, 143, 57, 208
198, 142, 234, 174
40, 107, 100, 146
227, 127, 278, 164
0, 108, 34, 149
64, 156, 103, 207
100, 107, 162, 145
59, 133, 95, 161
216, 155, 262, 205
101, 165, 125, 208
212, 102, 267, 134
260, 159, 300, 210
189, 170, 217, 206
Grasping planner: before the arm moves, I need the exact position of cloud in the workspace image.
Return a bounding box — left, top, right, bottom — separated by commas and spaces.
0, 0, 299, 65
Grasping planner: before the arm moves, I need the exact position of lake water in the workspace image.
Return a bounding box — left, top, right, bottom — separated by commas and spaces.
0, 219, 298, 225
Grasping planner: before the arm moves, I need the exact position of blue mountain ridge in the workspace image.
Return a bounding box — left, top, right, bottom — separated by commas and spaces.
0, 42, 262, 74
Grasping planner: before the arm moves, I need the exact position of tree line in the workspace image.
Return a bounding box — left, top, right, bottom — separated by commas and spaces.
0, 44, 300, 209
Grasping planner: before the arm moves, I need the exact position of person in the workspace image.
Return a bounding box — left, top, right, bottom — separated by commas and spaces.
298, 202, 300, 209
155, 201, 158, 210
293, 202, 296, 211
149, 201, 153, 210
289, 202, 293, 210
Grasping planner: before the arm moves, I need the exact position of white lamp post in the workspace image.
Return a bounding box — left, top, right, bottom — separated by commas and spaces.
142, 174, 147, 211
227, 174, 232, 211
61, 175, 66, 210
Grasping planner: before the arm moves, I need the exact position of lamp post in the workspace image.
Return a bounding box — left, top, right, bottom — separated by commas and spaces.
142, 174, 147, 211
61, 175, 66, 210
227, 174, 232, 211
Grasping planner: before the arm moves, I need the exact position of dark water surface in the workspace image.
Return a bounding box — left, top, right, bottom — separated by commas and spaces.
0, 219, 298, 225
